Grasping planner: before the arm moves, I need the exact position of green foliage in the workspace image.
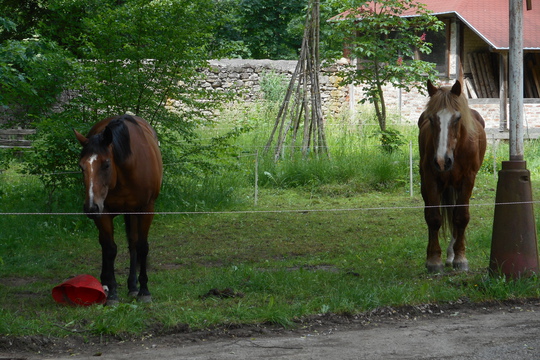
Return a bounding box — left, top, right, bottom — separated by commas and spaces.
0, 0, 246, 202
233, 0, 306, 59
75, 0, 216, 116
21, 112, 83, 203
329, 0, 444, 133
374, 128, 406, 153
259, 71, 289, 103
37, 0, 104, 58
206, 0, 345, 60
0, 17, 16, 34
209, 0, 252, 58
0, 4, 41, 42
0, 34, 74, 122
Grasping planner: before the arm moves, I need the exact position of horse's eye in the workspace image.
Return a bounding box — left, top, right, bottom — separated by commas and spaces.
102, 160, 111, 170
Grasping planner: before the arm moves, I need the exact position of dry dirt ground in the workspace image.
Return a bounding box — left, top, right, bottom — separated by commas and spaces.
2, 299, 540, 360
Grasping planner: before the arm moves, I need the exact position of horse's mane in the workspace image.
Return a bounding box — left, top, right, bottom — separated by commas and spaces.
424, 86, 478, 138
82, 115, 137, 164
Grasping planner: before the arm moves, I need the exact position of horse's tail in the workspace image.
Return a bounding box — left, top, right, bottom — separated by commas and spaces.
441, 187, 456, 237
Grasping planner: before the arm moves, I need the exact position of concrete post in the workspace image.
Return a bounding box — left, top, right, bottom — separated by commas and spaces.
489, 0, 539, 278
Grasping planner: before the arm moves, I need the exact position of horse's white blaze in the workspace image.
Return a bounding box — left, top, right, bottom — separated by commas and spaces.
87, 154, 98, 205
435, 109, 459, 162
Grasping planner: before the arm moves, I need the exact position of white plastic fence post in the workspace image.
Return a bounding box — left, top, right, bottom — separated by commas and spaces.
254, 150, 259, 206
409, 141, 413, 197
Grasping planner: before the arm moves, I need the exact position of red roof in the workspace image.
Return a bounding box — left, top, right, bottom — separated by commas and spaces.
408, 0, 540, 50
334, 0, 540, 50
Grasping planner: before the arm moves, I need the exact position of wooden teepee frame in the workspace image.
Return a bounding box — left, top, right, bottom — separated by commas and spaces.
264, 0, 328, 161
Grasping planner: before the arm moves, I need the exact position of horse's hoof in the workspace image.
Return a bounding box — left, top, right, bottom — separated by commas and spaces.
106, 299, 120, 306
137, 295, 152, 303
453, 260, 469, 272
128, 291, 139, 298
426, 263, 444, 274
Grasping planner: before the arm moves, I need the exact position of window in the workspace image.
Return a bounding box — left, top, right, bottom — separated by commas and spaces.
415, 20, 448, 75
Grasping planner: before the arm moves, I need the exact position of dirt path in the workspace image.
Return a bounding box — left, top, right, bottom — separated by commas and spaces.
2, 300, 540, 360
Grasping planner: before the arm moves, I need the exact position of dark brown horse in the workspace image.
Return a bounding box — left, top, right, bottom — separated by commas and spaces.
74, 114, 163, 303
418, 80, 486, 273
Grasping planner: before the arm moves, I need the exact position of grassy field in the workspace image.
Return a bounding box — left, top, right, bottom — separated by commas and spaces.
1, 104, 540, 338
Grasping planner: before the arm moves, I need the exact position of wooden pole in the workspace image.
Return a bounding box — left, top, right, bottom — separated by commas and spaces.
498, 53, 508, 131
509, 0, 524, 160
264, 0, 328, 160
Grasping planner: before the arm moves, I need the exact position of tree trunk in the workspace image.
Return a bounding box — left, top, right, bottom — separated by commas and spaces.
372, 59, 387, 132
374, 86, 387, 132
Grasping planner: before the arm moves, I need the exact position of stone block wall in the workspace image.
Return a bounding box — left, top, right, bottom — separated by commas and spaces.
199, 59, 350, 114
199, 59, 540, 130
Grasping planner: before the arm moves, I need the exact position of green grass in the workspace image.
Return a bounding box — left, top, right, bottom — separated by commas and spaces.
1, 106, 540, 339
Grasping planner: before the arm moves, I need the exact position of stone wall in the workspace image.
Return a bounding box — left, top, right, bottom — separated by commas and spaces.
199, 59, 540, 130
199, 59, 349, 114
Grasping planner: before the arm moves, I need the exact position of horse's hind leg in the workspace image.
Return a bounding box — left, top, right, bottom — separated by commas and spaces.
136, 213, 154, 303
96, 215, 119, 304
125, 214, 140, 298
125, 213, 154, 303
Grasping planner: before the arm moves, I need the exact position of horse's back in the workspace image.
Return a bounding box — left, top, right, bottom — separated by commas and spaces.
124, 116, 163, 200
471, 109, 487, 167
471, 109, 486, 129
98, 114, 163, 206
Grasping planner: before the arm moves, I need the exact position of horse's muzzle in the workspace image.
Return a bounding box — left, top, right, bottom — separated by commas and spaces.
84, 203, 103, 219
434, 155, 453, 172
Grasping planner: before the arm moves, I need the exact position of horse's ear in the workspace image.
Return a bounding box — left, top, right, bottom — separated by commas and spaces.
74, 129, 88, 146
427, 80, 438, 97
451, 80, 462, 96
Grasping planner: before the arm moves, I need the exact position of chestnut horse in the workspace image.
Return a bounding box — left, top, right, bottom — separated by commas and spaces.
74, 114, 163, 304
418, 80, 486, 273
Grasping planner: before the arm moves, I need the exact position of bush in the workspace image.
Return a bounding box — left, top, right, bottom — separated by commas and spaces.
374, 128, 406, 154
259, 71, 288, 103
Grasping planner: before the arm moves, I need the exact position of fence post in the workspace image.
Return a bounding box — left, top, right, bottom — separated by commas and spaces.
254, 150, 259, 206
492, 134, 498, 181
409, 141, 413, 197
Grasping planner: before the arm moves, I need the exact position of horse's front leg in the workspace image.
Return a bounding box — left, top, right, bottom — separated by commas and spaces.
424, 204, 444, 273
95, 215, 119, 304
421, 177, 444, 273
450, 187, 473, 271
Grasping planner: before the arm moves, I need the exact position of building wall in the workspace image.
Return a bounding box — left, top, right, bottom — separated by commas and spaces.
463, 27, 491, 74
